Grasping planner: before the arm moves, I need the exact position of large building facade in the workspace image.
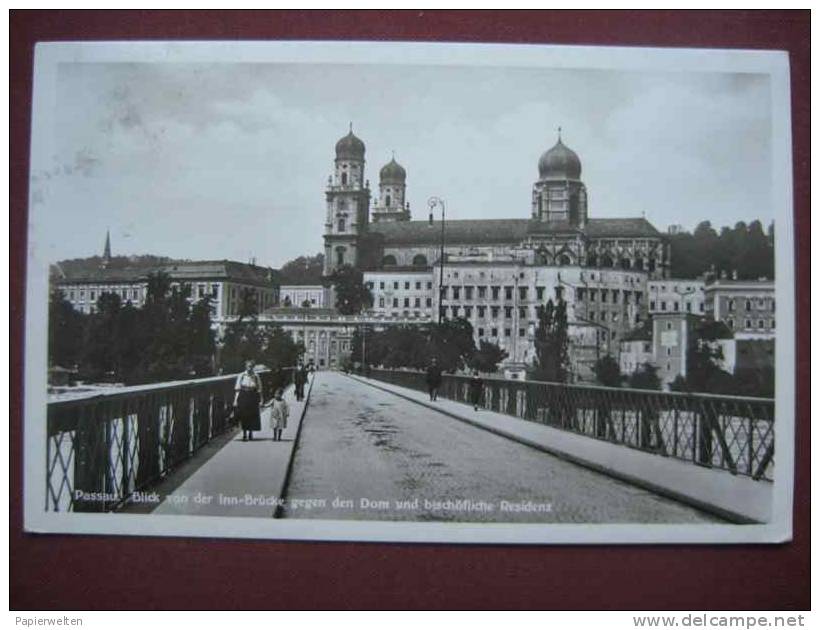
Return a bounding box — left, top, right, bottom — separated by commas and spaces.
320, 127, 669, 379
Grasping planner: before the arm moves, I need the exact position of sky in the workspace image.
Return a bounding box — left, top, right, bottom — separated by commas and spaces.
31, 60, 773, 269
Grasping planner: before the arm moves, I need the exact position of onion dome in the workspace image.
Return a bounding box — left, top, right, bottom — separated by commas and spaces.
335, 124, 365, 160
379, 156, 406, 184
538, 132, 582, 180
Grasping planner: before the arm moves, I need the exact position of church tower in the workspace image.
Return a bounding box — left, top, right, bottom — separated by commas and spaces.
323, 125, 371, 276
531, 130, 588, 228
371, 154, 410, 223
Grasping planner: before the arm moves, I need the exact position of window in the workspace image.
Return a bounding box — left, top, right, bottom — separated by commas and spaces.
414, 297, 421, 308
379, 298, 385, 307
612, 290, 620, 304
426, 298, 432, 307
727, 318, 734, 329
132, 289, 139, 300
589, 311, 596, 321
452, 287, 461, 300
555, 286, 565, 301
600, 312, 607, 322
576, 288, 585, 301
478, 328, 485, 337
666, 348, 672, 356
666, 322, 673, 331
745, 300, 752, 311
686, 302, 692, 312
415, 282, 421, 290
90, 291, 96, 301
386, 194, 391, 206
405, 282, 410, 290
745, 319, 752, 329
650, 301, 656, 311
491, 328, 498, 337
537, 286, 545, 300
699, 302, 705, 312
504, 306, 512, 319
366, 282, 374, 290
519, 287, 528, 300
392, 298, 398, 307
758, 319, 764, 329
465, 286, 474, 300
341, 172, 348, 185
336, 247, 346, 266
122, 289, 128, 299
478, 286, 486, 298
661, 301, 667, 311
674, 301, 680, 312
491, 306, 500, 319
519, 307, 526, 319
504, 328, 511, 337
404, 298, 410, 308
379, 281, 385, 289
464, 306, 472, 318
412, 254, 428, 267
728, 299, 736, 311
393, 281, 399, 290
505, 286, 513, 300
519, 328, 526, 337
382, 255, 397, 267
491, 286, 500, 300
601, 289, 608, 302
589, 289, 597, 302
338, 217, 346, 232
477, 306, 486, 317
427, 282, 433, 290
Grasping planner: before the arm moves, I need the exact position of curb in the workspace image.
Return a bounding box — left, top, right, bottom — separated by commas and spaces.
348, 374, 760, 525
272, 373, 316, 519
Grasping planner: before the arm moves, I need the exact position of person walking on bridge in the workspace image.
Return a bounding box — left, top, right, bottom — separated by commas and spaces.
426, 357, 442, 401
294, 361, 307, 401
268, 387, 290, 442
469, 369, 484, 411
234, 359, 262, 441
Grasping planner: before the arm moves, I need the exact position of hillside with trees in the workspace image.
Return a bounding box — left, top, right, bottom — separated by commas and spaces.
669, 220, 774, 280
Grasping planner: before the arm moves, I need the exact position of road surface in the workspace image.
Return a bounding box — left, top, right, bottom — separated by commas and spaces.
283, 372, 721, 523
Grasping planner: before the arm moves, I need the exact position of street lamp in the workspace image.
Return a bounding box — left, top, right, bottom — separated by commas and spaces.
428, 196, 446, 324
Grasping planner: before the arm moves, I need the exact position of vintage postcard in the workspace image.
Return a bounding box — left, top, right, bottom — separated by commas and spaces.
24, 41, 794, 544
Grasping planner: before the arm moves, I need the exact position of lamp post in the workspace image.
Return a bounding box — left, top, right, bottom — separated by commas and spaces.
428, 197, 446, 324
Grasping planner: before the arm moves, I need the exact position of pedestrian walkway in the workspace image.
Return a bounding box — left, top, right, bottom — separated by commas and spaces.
351, 374, 773, 524
151, 374, 314, 518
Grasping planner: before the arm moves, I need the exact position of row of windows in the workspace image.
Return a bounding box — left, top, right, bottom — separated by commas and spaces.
378, 297, 434, 309
576, 288, 643, 304
726, 298, 775, 312
649, 300, 705, 313
442, 285, 565, 302
368, 280, 434, 291
726, 318, 775, 330
477, 327, 528, 339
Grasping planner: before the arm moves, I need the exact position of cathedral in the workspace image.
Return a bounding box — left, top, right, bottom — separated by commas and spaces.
324, 126, 669, 278
321, 126, 670, 378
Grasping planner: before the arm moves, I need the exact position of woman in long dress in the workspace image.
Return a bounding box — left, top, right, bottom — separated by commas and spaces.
234, 359, 262, 441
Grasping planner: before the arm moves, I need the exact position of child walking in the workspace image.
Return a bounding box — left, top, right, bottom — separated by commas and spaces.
268, 388, 290, 442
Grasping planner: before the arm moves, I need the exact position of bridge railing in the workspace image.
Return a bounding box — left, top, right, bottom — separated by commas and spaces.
366, 369, 775, 481
46, 368, 294, 512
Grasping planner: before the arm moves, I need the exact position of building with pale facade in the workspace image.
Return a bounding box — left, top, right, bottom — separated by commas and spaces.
704, 276, 775, 340
647, 279, 705, 316
279, 285, 328, 309
52, 238, 279, 318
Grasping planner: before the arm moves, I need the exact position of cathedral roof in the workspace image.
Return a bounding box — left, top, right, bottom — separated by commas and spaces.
379, 157, 406, 183
538, 136, 582, 180
370, 217, 661, 245
335, 128, 365, 160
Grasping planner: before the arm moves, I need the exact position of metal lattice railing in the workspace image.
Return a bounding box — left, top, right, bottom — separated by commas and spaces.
367, 369, 775, 481
45, 369, 293, 512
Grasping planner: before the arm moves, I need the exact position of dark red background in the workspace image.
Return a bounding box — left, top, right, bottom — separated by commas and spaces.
10, 10, 810, 610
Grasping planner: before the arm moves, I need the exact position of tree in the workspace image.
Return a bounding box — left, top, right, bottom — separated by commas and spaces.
80, 291, 123, 380
628, 362, 662, 390
592, 354, 622, 387
470, 340, 508, 373
428, 318, 476, 373
278, 253, 324, 285
531, 298, 570, 383
328, 264, 373, 315
48, 289, 85, 369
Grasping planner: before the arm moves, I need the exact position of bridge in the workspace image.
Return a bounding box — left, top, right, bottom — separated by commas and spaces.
45, 369, 774, 524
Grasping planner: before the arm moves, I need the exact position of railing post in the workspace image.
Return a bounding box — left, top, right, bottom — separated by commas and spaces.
74, 404, 107, 512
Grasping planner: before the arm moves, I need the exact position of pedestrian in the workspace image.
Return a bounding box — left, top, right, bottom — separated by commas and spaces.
469, 369, 484, 411
426, 357, 442, 401
233, 359, 263, 441
294, 361, 307, 401
267, 387, 289, 442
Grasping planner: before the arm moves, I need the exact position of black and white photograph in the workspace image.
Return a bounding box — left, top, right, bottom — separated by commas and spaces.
23, 40, 795, 544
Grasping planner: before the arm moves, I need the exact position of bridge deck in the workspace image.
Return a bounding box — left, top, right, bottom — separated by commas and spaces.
150, 377, 312, 518
352, 374, 772, 524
